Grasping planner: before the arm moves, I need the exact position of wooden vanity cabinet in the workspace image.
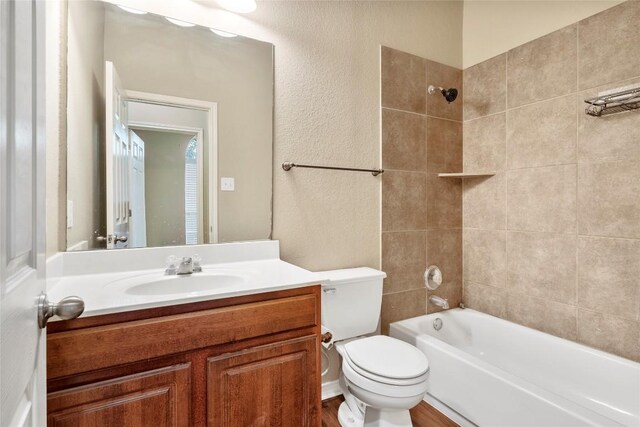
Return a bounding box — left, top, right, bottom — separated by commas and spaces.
46, 286, 322, 426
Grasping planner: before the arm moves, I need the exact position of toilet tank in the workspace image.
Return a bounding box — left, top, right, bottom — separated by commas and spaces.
319, 267, 387, 342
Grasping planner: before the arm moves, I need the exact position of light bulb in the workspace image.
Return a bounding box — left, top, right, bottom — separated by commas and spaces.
165, 17, 196, 27
210, 28, 238, 38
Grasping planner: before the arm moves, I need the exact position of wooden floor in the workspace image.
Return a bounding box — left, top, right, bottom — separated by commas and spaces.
322, 396, 458, 427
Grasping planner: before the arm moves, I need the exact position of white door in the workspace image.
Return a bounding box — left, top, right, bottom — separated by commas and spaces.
0, 1, 47, 425
129, 130, 147, 248
105, 61, 130, 249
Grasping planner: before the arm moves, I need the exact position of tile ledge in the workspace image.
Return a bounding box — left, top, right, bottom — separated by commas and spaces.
438, 172, 496, 178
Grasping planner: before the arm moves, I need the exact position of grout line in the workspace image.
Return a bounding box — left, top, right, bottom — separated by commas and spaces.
575, 24, 580, 337
381, 106, 426, 118
465, 89, 576, 124
425, 114, 463, 124
382, 288, 426, 297
504, 52, 510, 236
504, 162, 578, 172
463, 227, 640, 242
462, 109, 506, 124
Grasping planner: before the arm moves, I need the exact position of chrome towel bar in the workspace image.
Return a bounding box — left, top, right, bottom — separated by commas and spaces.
282, 162, 383, 176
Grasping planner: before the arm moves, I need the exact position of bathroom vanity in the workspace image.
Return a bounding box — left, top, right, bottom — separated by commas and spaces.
45, 242, 323, 426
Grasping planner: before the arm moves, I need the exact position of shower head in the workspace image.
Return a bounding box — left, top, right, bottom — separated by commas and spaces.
428, 85, 458, 103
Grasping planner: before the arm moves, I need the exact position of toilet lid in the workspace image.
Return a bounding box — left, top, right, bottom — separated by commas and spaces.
344, 335, 429, 379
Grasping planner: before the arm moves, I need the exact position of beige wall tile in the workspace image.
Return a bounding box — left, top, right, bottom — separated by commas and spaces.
507, 95, 577, 169
577, 161, 640, 239
463, 229, 506, 288
426, 174, 462, 229
426, 60, 463, 121
382, 231, 426, 294
463, 282, 508, 318
463, 113, 506, 172
381, 46, 426, 114
578, 79, 640, 164
578, 236, 640, 321
427, 229, 462, 283
507, 165, 577, 233
577, 309, 640, 362
463, 173, 506, 230
381, 288, 426, 335
507, 231, 577, 303
578, 1, 640, 90
507, 25, 577, 108
382, 108, 426, 172
507, 292, 578, 340
427, 227, 463, 314
427, 229, 462, 311
382, 170, 427, 231
427, 117, 462, 173
463, 53, 506, 120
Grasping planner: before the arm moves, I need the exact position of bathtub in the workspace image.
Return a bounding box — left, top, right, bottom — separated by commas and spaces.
390, 309, 640, 427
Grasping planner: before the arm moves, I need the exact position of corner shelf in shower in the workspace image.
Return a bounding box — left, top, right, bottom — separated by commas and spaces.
438, 172, 495, 178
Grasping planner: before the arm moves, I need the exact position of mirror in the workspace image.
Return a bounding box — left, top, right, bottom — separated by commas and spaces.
65, 1, 274, 251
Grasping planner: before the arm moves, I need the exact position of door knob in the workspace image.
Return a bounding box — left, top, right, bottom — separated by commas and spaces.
38, 292, 85, 328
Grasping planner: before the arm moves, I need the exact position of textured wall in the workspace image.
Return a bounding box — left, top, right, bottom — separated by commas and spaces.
99, 0, 464, 272
45, 0, 66, 256
462, 0, 624, 68
66, 0, 105, 250
380, 47, 463, 335
103, 7, 274, 244
462, 0, 640, 361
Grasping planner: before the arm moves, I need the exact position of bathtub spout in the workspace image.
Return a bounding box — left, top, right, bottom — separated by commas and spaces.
429, 295, 449, 309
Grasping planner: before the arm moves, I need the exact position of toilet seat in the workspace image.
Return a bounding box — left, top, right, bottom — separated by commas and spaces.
341, 355, 429, 399
343, 335, 429, 384
336, 336, 429, 399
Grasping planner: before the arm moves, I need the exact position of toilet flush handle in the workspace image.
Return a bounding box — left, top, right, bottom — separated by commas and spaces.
323, 287, 336, 294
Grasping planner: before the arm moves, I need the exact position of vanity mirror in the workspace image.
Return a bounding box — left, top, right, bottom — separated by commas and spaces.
65, 1, 273, 251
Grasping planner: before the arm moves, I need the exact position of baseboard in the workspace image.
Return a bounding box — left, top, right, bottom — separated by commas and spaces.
321, 380, 342, 401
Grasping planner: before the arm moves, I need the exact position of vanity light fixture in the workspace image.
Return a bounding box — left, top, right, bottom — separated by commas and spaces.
165, 17, 197, 27
117, 5, 148, 15
216, 0, 257, 14
210, 28, 238, 38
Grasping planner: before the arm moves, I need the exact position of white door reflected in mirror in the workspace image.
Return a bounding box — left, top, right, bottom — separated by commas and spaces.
65, 2, 273, 251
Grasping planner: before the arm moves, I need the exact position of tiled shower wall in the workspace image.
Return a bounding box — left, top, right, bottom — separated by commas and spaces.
462, 0, 640, 361
380, 46, 463, 334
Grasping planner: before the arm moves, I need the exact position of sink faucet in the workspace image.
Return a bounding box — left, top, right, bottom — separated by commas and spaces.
429, 295, 449, 310
176, 257, 193, 275
166, 255, 202, 275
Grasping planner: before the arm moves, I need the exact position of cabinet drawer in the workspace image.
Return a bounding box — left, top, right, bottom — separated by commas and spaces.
48, 293, 318, 379
48, 364, 191, 427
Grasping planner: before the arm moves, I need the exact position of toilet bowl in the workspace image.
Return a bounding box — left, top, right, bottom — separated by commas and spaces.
319, 268, 429, 427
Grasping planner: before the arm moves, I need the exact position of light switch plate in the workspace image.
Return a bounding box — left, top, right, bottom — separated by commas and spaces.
67, 200, 74, 228
221, 177, 235, 191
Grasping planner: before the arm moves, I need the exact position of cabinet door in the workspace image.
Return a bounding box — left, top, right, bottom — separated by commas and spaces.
47, 364, 191, 426
208, 335, 320, 427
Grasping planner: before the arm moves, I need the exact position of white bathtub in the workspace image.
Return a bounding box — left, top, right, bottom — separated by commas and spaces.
390, 309, 640, 427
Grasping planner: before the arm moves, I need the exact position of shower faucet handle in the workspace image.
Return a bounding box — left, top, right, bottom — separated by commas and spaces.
424, 265, 442, 290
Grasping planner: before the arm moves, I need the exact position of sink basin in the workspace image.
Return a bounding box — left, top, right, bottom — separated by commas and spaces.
106, 270, 253, 296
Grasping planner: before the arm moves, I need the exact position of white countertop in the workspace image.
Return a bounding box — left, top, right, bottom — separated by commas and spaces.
49, 259, 325, 318
47, 241, 327, 319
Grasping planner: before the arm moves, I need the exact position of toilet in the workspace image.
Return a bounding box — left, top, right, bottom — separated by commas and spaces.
320, 268, 429, 427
